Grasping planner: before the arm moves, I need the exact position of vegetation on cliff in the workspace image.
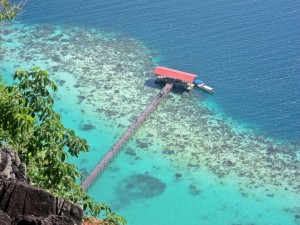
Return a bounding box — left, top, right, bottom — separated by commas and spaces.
0, 68, 125, 224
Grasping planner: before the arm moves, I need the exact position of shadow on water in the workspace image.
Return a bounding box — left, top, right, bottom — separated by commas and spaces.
143, 78, 162, 90
144, 78, 188, 95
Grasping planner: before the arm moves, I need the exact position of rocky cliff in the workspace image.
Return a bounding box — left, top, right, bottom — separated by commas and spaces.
0, 147, 84, 225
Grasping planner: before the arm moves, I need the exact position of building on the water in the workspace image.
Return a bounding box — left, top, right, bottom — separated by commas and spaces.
153, 66, 197, 90
153, 66, 214, 92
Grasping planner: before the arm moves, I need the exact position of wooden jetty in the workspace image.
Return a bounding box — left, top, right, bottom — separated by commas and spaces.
81, 83, 173, 191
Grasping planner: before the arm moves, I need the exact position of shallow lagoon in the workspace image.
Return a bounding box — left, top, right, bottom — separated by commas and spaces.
1, 23, 300, 225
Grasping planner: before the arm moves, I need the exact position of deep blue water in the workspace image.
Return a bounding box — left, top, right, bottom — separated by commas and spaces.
19, 0, 300, 142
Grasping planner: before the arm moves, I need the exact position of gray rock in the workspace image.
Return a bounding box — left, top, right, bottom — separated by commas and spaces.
0, 148, 29, 183
0, 148, 84, 225
13, 214, 74, 225
0, 210, 11, 224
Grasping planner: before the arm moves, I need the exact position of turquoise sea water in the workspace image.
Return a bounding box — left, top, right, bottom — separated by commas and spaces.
1, 1, 300, 224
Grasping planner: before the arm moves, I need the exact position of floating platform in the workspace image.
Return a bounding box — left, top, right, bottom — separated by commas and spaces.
153, 66, 214, 93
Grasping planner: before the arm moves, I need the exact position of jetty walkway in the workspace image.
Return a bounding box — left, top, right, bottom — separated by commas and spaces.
81, 83, 173, 190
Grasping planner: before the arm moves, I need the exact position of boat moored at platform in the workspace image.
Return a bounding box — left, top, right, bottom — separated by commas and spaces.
194, 78, 214, 93
197, 83, 214, 93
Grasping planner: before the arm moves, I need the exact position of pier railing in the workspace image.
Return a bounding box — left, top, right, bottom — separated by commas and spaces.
81, 83, 173, 191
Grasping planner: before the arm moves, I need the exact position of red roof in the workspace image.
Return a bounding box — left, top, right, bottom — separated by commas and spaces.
153, 66, 197, 83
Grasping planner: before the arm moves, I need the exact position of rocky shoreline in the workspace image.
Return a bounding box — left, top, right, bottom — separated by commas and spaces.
0, 147, 83, 225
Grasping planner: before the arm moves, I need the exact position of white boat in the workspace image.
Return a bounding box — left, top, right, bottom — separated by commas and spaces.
197, 83, 214, 93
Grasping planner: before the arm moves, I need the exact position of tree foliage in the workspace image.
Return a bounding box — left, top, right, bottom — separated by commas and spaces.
0, 0, 23, 21
0, 68, 126, 225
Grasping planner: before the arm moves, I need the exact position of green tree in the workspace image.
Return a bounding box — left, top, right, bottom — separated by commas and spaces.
0, 68, 126, 225
0, 0, 23, 21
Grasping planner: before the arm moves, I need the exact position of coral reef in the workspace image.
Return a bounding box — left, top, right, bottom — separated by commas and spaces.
1, 23, 300, 223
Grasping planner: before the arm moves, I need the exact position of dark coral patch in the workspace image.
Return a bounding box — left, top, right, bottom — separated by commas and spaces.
115, 174, 166, 201
79, 124, 96, 131
56, 79, 66, 86
162, 149, 175, 155
136, 140, 149, 149
77, 95, 86, 104
124, 148, 136, 157
175, 173, 182, 178
189, 184, 201, 196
